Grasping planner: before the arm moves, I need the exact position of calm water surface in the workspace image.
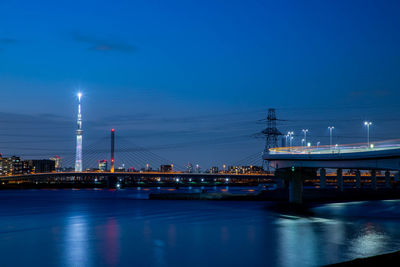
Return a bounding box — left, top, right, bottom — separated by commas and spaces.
1, 188, 400, 267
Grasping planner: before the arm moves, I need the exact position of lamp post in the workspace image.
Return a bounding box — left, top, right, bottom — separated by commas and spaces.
317, 141, 320, 150
288, 131, 294, 150
328, 126, 334, 150
364, 121, 372, 148
301, 139, 305, 150
302, 129, 309, 145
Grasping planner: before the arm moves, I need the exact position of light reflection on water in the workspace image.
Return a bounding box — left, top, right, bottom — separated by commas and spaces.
350, 223, 388, 257
65, 216, 90, 267
0, 189, 400, 267
104, 218, 120, 266
278, 217, 318, 267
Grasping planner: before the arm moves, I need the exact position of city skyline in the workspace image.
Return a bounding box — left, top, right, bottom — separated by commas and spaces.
0, 95, 399, 170
1, 0, 400, 168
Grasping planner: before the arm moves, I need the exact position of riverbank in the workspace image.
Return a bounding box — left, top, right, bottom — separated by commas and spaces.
3, 183, 400, 204
149, 188, 400, 202
0, 182, 261, 190
325, 250, 400, 266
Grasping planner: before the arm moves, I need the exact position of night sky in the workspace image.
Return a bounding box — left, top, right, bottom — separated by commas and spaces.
1, 0, 400, 169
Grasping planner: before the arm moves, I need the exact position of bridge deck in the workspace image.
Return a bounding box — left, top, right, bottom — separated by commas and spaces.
265, 140, 400, 170
269, 140, 400, 156
0, 172, 273, 181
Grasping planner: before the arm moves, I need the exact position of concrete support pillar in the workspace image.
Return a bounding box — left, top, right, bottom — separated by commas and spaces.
274, 170, 285, 189
320, 168, 326, 189
276, 178, 285, 189
385, 170, 391, 189
371, 170, 377, 190
337, 168, 343, 191
289, 176, 303, 204
355, 170, 361, 189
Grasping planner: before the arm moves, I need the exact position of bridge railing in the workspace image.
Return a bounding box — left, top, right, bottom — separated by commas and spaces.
269, 139, 400, 155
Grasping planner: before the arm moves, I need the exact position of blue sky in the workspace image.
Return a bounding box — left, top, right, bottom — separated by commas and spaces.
1, 0, 400, 169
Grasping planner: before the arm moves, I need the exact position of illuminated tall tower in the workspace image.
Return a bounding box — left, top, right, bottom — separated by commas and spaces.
75, 92, 83, 172
110, 128, 115, 173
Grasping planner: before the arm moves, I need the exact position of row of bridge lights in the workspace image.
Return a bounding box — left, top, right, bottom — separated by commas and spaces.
284, 121, 373, 151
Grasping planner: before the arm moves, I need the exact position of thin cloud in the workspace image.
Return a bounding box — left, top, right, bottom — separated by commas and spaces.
0, 38, 17, 51
0, 37, 17, 44
72, 33, 135, 53
348, 89, 392, 98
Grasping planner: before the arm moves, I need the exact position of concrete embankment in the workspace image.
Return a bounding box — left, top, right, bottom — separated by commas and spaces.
149, 188, 400, 202
0, 183, 108, 190
3, 183, 400, 203
260, 188, 400, 203
325, 250, 400, 266
149, 192, 259, 200
301, 188, 400, 203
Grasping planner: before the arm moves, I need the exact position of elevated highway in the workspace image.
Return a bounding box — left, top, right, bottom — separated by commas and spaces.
263, 140, 400, 203
265, 140, 400, 170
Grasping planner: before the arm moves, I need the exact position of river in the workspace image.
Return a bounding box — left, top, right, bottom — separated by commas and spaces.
0, 187, 400, 266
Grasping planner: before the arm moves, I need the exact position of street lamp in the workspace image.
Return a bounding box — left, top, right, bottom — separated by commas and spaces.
328, 126, 334, 150
301, 139, 305, 150
302, 129, 309, 145
364, 121, 372, 148
285, 134, 289, 147
317, 141, 320, 150
288, 131, 294, 150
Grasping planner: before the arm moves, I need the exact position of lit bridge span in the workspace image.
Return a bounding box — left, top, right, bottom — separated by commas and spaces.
264, 140, 400, 204
0, 171, 273, 182
266, 140, 400, 170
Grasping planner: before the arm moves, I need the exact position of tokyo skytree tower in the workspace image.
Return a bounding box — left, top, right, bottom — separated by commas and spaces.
75, 92, 83, 172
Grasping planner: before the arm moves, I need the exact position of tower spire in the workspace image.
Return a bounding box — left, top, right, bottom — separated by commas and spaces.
75, 92, 83, 172
110, 128, 115, 173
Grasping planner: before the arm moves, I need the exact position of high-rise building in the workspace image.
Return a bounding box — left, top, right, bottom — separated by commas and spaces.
160, 164, 173, 172
24, 160, 55, 173
227, 165, 264, 174
145, 163, 151, 171
1, 156, 23, 175
50, 156, 62, 171
186, 163, 193, 173
195, 164, 201, 173
99, 160, 108, 171
0, 154, 3, 174
75, 92, 83, 172
117, 163, 126, 172
210, 166, 219, 174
